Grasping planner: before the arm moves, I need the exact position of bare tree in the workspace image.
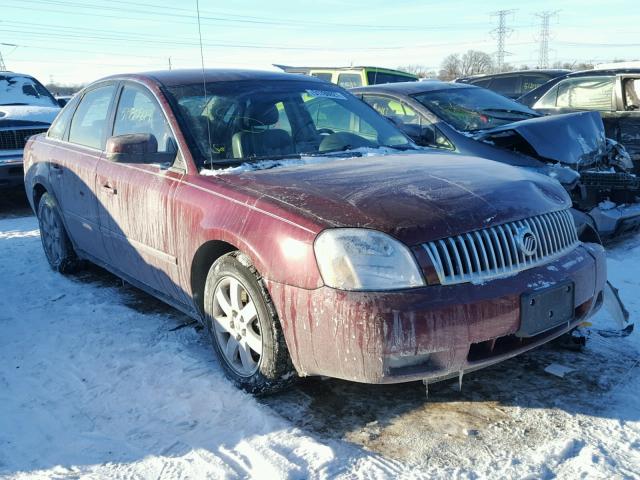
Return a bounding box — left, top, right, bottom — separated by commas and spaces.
438, 50, 494, 80
438, 54, 462, 81
397, 64, 435, 79
460, 50, 494, 76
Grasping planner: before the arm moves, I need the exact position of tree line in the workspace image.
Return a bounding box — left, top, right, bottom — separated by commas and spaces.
397, 50, 636, 81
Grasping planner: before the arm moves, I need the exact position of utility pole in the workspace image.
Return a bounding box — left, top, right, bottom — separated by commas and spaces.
536, 11, 558, 69
491, 10, 515, 73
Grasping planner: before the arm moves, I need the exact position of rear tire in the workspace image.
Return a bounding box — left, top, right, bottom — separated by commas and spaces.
203, 251, 296, 394
37, 192, 79, 273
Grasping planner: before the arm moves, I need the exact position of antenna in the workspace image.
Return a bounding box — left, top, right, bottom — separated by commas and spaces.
536, 11, 559, 69
196, 0, 214, 166
491, 10, 515, 73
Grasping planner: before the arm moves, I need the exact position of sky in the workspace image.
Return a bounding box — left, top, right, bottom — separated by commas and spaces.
0, 0, 638, 85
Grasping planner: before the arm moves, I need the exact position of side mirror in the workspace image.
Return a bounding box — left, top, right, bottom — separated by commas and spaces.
57, 98, 68, 107
106, 133, 174, 164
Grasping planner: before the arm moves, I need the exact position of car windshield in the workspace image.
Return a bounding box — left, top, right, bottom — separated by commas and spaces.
0, 74, 59, 107
412, 86, 540, 132
166, 79, 412, 167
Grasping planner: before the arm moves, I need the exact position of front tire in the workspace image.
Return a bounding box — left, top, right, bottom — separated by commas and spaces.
203, 251, 295, 394
37, 192, 79, 273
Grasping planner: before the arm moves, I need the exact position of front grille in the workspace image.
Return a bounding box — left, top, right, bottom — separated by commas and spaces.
423, 209, 579, 285
579, 171, 640, 190
0, 128, 48, 150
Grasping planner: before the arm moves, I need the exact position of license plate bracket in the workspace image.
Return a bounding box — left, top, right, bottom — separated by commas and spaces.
517, 281, 575, 338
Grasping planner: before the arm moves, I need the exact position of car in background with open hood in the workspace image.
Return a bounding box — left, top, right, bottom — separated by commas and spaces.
0, 71, 61, 189
353, 81, 640, 239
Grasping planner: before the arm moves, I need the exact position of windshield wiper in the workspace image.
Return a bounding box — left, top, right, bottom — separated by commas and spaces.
479, 108, 537, 117
0, 103, 29, 106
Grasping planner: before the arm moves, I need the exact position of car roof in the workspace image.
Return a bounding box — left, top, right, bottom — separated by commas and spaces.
457, 69, 570, 81
352, 80, 476, 95
97, 68, 325, 87
562, 68, 640, 78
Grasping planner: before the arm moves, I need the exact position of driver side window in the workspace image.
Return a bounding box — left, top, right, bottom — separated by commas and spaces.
113, 85, 177, 155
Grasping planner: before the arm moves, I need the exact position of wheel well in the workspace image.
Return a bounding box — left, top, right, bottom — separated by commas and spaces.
32, 183, 47, 212
190, 240, 237, 317
578, 222, 602, 245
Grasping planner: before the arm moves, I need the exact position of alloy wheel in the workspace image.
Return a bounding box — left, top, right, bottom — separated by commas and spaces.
211, 275, 263, 377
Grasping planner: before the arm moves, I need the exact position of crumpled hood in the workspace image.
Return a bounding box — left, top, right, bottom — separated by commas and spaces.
474, 111, 607, 167
0, 105, 59, 126
216, 153, 571, 245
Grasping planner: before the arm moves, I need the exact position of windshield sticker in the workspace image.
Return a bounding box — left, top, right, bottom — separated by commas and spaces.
305, 89, 347, 100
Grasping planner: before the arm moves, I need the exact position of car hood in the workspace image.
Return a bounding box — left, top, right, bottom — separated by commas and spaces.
216, 152, 571, 245
0, 105, 59, 126
473, 111, 607, 167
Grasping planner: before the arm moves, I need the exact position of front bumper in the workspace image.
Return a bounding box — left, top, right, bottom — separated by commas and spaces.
0, 153, 24, 189
589, 202, 640, 238
267, 243, 606, 384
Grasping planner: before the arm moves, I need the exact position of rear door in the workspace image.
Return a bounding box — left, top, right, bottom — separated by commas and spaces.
50, 83, 117, 261
95, 81, 185, 302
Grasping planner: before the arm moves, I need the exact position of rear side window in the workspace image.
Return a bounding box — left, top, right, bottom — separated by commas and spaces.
366, 71, 416, 85
48, 97, 78, 140
68, 85, 115, 149
555, 76, 615, 111
337, 73, 363, 88
520, 74, 550, 94
311, 72, 332, 82
488, 76, 518, 95
113, 85, 176, 153
468, 78, 492, 88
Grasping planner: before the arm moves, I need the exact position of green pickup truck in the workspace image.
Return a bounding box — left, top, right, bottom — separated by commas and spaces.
274, 65, 418, 88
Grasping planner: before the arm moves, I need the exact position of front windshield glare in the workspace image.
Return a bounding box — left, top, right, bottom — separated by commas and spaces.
413, 87, 539, 132
166, 80, 410, 165
0, 74, 59, 108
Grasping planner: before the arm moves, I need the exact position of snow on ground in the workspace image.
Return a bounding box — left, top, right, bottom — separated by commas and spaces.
1, 209, 639, 479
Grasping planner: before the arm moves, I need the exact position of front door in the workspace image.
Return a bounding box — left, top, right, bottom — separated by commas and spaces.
95, 82, 185, 302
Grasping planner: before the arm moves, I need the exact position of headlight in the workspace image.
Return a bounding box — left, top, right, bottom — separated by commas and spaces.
313, 228, 425, 291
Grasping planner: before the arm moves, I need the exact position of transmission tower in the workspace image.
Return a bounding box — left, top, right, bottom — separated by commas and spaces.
536, 11, 558, 69
491, 10, 515, 72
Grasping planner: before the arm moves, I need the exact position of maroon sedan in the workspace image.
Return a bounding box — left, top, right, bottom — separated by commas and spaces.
23, 70, 606, 393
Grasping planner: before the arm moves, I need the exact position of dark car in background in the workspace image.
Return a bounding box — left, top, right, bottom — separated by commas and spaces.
0, 71, 61, 189
353, 81, 640, 238
23, 69, 606, 393
519, 68, 640, 173
455, 69, 570, 99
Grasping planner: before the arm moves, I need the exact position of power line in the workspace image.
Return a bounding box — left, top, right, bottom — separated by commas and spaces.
536, 11, 559, 68
491, 10, 516, 72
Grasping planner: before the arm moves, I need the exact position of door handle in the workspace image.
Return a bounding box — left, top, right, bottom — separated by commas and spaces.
102, 184, 118, 196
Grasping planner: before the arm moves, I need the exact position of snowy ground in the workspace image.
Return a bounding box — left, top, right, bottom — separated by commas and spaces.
1, 192, 639, 479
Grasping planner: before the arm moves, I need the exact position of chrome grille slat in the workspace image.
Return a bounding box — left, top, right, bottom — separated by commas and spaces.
423, 209, 579, 286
